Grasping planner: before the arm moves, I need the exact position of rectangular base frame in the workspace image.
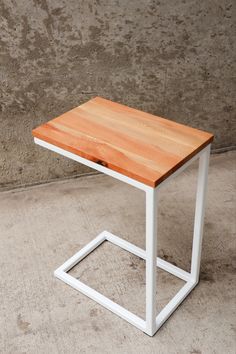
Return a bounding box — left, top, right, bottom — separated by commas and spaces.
35, 137, 211, 336
55, 231, 195, 335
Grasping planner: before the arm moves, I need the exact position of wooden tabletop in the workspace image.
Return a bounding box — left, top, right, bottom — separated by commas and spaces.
32, 97, 214, 187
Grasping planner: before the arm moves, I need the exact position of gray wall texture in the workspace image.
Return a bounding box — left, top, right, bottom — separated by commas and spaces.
0, 0, 235, 190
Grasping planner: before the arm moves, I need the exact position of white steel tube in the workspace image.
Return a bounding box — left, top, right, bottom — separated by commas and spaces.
56, 271, 146, 331
145, 188, 158, 335
190, 145, 211, 283
157, 145, 209, 191
34, 138, 151, 193
156, 280, 195, 331
54, 232, 106, 274
105, 231, 191, 282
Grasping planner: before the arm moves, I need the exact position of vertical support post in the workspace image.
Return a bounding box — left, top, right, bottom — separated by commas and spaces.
191, 145, 211, 284
145, 187, 158, 336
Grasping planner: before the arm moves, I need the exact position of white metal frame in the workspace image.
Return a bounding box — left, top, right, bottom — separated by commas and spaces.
34, 137, 211, 336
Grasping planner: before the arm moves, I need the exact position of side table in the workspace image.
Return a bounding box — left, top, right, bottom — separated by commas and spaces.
32, 97, 213, 336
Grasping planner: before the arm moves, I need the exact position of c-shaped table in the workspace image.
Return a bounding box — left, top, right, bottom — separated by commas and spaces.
33, 97, 213, 336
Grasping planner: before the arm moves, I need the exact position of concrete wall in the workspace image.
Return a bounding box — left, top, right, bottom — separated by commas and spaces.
0, 0, 235, 190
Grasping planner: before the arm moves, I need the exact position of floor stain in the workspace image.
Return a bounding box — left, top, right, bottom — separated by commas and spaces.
90, 308, 99, 317
129, 260, 138, 270
17, 314, 30, 333
159, 249, 178, 267
200, 271, 215, 283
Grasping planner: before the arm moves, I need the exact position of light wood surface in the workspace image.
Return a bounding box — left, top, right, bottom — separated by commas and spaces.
32, 97, 214, 187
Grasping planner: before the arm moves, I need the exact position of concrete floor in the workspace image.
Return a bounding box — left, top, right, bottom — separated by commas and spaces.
0, 151, 235, 354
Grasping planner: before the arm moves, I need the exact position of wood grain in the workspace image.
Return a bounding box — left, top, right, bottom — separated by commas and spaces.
32, 97, 214, 187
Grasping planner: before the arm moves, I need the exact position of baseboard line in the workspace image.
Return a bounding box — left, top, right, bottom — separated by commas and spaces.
1, 147, 235, 193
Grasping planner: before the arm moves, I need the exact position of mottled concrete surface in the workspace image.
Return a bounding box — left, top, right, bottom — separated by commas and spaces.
0, 1, 235, 189
0, 151, 235, 353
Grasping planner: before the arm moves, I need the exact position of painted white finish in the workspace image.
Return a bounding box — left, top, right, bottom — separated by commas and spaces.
34, 138, 152, 192
34, 137, 211, 336
54, 231, 195, 335
191, 145, 211, 282
105, 231, 191, 282
145, 188, 158, 335
34, 137, 209, 191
